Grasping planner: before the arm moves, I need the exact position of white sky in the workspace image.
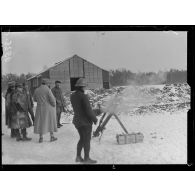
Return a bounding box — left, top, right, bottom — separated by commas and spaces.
2, 31, 187, 75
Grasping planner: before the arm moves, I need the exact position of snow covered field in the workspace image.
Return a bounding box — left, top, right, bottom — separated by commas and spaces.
1, 84, 190, 164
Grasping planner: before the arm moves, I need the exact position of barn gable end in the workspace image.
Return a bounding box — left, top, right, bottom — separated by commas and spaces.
28, 54, 110, 94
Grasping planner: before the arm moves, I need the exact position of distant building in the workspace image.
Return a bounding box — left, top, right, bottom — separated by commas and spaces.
27, 54, 110, 94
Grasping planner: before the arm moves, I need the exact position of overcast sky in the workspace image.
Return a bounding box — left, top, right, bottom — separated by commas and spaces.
2, 31, 187, 75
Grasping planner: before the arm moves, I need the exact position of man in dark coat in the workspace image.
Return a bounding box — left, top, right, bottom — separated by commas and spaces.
23, 82, 34, 124
70, 78, 98, 164
5, 81, 16, 138
23, 82, 34, 109
51, 81, 65, 128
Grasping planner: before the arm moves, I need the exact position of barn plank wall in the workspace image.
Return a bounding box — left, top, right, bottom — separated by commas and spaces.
82, 56, 103, 89
28, 55, 109, 93
49, 59, 71, 92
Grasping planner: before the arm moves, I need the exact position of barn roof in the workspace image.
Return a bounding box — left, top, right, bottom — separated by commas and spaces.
27, 54, 109, 81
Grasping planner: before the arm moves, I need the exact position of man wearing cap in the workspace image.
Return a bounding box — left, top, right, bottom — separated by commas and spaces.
51, 80, 65, 128
23, 81, 34, 109
9, 82, 33, 141
70, 78, 98, 164
5, 81, 17, 138
33, 78, 57, 143
23, 82, 34, 124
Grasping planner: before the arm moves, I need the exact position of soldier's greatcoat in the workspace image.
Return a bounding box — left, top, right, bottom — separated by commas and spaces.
33, 84, 57, 134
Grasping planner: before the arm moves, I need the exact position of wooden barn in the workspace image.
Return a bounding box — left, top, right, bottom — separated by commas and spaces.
27, 55, 110, 94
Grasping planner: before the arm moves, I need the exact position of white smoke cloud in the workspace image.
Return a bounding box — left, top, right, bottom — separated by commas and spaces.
102, 86, 157, 114
148, 71, 167, 85
101, 71, 167, 114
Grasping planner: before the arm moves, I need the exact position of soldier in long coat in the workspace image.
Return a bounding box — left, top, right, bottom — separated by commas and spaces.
70, 78, 98, 164
8, 82, 33, 141
51, 80, 65, 128
5, 81, 17, 138
33, 78, 57, 143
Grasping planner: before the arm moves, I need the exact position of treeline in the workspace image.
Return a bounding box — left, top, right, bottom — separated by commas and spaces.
109, 69, 187, 86
166, 69, 187, 84
1, 69, 187, 93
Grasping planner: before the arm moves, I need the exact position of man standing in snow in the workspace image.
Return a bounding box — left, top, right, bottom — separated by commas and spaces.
33, 78, 57, 143
23, 82, 34, 109
51, 80, 65, 128
70, 78, 98, 164
9, 82, 33, 141
23, 81, 34, 124
5, 81, 17, 138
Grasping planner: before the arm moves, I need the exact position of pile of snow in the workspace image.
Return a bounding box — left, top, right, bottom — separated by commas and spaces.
61, 83, 190, 118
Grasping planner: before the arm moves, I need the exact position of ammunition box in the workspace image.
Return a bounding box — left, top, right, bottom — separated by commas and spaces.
116, 133, 144, 145
126, 134, 136, 144
135, 132, 144, 143
116, 134, 126, 145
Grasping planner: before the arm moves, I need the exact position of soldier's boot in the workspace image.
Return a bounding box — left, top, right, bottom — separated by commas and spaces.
50, 132, 57, 142
75, 156, 84, 162
15, 129, 23, 142
21, 128, 32, 141
50, 136, 57, 142
83, 157, 97, 164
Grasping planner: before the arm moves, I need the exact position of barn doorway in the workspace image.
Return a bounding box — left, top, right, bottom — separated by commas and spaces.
103, 81, 110, 89
70, 77, 81, 91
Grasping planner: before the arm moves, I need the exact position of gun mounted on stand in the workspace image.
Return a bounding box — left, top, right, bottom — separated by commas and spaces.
93, 91, 144, 144
93, 112, 129, 137
93, 111, 144, 144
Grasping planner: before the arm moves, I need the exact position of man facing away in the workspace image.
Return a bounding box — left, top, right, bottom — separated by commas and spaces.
70, 78, 99, 164
33, 78, 57, 143
51, 80, 66, 128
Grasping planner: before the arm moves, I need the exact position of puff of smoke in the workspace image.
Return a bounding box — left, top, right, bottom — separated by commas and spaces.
102, 85, 157, 114
148, 71, 167, 85
101, 72, 167, 114
126, 71, 167, 86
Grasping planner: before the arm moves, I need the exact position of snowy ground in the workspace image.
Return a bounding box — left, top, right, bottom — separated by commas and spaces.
1, 84, 189, 164
2, 110, 188, 164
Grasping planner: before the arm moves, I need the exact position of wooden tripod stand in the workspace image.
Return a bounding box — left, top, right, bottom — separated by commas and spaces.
93, 112, 129, 138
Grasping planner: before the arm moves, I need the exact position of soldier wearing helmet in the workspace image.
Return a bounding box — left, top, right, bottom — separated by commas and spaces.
70, 78, 98, 164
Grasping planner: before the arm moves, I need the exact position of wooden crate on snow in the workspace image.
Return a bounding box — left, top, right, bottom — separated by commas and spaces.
116, 133, 144, 145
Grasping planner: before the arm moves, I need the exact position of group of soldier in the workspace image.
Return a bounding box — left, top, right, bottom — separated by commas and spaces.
4, 77, 101, 163
4, 79, 65, 142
